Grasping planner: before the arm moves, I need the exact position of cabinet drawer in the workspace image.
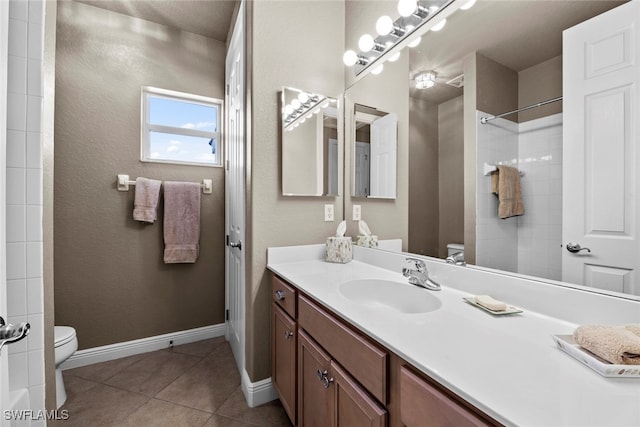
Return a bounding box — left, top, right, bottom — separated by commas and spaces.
400, 366, 498, 427
272, 275, 296, 318
298, 295, 388, 404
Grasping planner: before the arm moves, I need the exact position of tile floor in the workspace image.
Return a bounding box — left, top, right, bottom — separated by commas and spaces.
51, 337, 293, 427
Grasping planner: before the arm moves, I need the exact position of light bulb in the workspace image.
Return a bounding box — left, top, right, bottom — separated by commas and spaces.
408, 37, 421, 48
359, 34, 375, 52
297, 92, 309, 104
397, 0, 417, 17
388, 51, 401, 62
306, 113, 313, 119
322, 101, 330, 108
371, 64, 384, 75
460, 0, 476, 10
284, 105, 294, 115
431, 19, 446, 32
300, 118, 306, 124
343, 50, 358, 66
376, 15, 394, 36
291, 99, 301, 109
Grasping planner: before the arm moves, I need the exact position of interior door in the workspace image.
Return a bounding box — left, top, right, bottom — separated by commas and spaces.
563, 1, 640, 296
0, 1, 10, 422
354, 142, 370, 197
369, 113, 397, 198
225, 0, 245, 372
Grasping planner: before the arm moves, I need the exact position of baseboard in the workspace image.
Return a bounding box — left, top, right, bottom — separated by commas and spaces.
61, 323, 226, 370
241, 369, 278, 408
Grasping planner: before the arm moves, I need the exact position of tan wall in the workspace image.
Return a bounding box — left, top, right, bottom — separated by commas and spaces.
476, 54, 519, 120
344, 55, 410, 246
518, 55, 562, 122
408, 97, 438, 256
438, 95, 464, 259
54, 1, 226, 349
248, 0, 345, 382
463, 54, 477, 265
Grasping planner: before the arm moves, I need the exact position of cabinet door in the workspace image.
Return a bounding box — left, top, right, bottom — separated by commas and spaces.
272, 303, 297, 424
332, 361, 387, 427
298, 330, 332, 427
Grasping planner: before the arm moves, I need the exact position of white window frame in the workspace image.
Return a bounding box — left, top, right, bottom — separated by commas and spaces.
141, 86, 223, 167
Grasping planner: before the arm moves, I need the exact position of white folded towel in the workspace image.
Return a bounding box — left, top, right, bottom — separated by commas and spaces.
163, 181, 201, 263
133, 177, 162, 223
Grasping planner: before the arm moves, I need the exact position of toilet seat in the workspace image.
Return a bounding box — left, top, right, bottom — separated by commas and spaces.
55, 326, 76, 348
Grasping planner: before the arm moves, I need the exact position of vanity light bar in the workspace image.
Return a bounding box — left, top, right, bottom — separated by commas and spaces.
344, 0, 463, 77
283, 93, 328, 131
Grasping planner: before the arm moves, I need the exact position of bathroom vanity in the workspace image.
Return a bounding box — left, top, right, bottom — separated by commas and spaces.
267, 244, 640, 427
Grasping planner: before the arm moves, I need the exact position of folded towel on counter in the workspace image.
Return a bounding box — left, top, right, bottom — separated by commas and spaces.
133, 177, 162, 223
573, 325, 640, 365
163, 181, 201, 263
491, 165, 525, 219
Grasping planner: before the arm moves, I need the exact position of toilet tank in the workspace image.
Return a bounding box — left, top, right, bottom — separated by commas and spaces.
447, 243, 464, 257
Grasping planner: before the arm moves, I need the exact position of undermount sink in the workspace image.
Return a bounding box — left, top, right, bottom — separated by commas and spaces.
339, 279, 442, 314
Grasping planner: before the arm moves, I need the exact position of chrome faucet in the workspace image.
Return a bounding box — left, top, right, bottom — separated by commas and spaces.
402, 257, 441, 291
446, 251, 466, 266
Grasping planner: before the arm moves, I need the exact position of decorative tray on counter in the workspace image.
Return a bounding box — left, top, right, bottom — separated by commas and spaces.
462, 297, 523, 315
553, 334, 640, 378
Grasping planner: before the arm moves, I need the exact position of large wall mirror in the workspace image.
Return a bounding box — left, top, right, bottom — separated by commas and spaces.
281, 87, 339, 196
346, 0, 639, 300
352, 104, 398, 199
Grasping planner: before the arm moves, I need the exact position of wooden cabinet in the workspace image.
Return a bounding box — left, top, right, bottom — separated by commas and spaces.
298, 330, 387, 427
271, 274, 501, 427
271, 277, 297, 424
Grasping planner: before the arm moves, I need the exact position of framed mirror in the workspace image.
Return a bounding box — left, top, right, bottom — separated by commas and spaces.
352, 104, 398, 199
281, 87, 339, 196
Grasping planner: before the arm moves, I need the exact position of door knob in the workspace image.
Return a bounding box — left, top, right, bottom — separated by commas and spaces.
566, 242, 591, 254
229, 240, 242, 250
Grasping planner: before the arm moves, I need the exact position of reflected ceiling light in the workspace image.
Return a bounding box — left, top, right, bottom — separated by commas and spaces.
430, 19, 446, 31
359, 34, 375, 52
283, 92, 326, 131
376, 15, 394, 36
415, 71, 437, 89
284, 105, 294, 115
460, 0, 476, 10
371, 64, 384, 75
298, 92, 309, 104
408, 37, 421, 48
343, 49, 367, 67
397, 0, 417, 17
291, 99, 301, 109
388, 51, 401, 62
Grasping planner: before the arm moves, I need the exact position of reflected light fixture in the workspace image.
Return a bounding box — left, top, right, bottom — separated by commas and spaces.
415, 71, 437, 89
283, 91, 325, 131
343, 0, 475, 76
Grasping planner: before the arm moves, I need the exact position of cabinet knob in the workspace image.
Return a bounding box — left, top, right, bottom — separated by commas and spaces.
316, 369, 327, 381
284, 330, 294, 339
275, 290, 286, 301
321, 375, 334, 389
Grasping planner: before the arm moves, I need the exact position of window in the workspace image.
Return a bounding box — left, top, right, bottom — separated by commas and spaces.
141, 86, 222, 167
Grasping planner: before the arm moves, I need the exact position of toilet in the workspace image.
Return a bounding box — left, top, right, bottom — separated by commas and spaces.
54, 326, 78, 409
447, 243, 464, 259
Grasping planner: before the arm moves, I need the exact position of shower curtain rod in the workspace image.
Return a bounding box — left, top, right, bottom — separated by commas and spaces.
480, 96, 563, 124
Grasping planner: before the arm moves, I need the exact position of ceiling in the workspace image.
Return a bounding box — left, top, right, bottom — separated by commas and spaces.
409, 0, 627, 103
73, 0, 239, 42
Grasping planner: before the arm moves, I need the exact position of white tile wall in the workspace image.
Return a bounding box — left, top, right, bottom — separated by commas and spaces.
476, 110, 563, 281
6, 0, 45, 419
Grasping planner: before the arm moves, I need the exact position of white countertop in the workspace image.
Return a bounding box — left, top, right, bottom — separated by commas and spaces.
267, 247, 640, 427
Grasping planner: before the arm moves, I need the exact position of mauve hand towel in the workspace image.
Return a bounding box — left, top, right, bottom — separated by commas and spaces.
163, 181, 201, 263
133, 177, 162, 223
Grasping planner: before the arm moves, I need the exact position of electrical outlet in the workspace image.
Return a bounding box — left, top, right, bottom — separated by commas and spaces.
353, 204, 361, 221
324, 204, 334, 222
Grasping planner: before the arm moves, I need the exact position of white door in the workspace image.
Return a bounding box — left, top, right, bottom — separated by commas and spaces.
370, 113, 397, 198
354, 142, 370, 197
328, 138, 338, 195
225, 1, 245, 372
563, 1, 640, 296
0, 1, 10, 422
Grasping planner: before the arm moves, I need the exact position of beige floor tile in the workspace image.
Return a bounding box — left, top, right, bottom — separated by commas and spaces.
167, 336, 226, 358
155, 343, 239, 412
63, 353, 148, 383
61, 372, 100, 402
203, 414, 256, 427
105, 349, 200, 396
216, 388, 292, 427
53, 383, 149, 427
119, 398, 212, 427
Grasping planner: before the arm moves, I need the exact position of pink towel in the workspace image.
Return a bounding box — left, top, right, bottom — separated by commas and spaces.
133, 177, 162, 223
163, 181, 201, 263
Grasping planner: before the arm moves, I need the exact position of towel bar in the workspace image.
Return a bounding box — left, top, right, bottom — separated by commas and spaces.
117, 174, 213, 194
483, 163, 525, 177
